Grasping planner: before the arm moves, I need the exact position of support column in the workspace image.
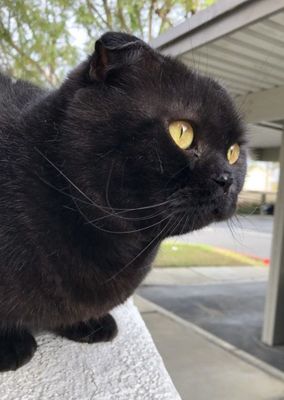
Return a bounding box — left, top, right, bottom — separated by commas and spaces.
262, 130, 284, 345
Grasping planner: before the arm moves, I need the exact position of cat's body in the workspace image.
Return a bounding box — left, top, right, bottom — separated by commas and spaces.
0, 32, 246, 371
0, 73, 153, 329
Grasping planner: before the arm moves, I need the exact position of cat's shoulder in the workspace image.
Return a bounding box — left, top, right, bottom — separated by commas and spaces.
0, 72, 46, 113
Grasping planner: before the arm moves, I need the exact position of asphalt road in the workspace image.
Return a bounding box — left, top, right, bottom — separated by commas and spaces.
169, 215, 273, 260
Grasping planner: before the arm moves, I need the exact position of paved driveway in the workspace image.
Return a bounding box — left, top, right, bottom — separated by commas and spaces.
138, 282, 284, 372
169, 215, 273, 260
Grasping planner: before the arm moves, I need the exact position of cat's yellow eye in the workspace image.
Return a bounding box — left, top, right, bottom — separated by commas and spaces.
168, 121, 194, 150
227, 143, 240, 165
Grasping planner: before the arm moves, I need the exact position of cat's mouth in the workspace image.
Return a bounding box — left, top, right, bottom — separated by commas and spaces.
163, 191, 237, 237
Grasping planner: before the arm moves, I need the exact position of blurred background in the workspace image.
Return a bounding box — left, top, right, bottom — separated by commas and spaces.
0, 0, 215, 86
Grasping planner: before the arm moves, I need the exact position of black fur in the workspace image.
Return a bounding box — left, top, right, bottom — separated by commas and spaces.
55, 314, 118, 343
0, 32, 247, 371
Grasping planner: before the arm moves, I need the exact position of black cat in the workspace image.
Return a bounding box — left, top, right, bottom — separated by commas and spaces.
0, 32, 247, 371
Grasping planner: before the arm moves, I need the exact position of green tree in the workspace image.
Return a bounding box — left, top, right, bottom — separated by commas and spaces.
0, 0, 216, 87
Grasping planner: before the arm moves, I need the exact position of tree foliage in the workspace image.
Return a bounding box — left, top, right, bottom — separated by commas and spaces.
0, 0, 216, 86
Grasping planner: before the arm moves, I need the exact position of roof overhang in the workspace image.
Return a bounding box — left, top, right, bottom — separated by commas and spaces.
152, 0, 284, 150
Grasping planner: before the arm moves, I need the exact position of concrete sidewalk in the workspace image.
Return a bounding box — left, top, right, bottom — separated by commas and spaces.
170, 215, 273, 260
135, 295, 284, 400
143, 266, 269, 286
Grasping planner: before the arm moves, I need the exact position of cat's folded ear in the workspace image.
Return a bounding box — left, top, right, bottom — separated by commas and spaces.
89, 32, 149, 81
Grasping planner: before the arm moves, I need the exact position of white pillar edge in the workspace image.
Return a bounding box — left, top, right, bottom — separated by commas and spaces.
262, 129, 284, 345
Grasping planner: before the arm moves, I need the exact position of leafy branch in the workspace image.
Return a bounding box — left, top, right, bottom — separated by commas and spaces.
0, 0, 216, 86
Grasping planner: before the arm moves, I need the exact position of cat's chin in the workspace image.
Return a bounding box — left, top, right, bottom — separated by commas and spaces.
166, 202, 236, 237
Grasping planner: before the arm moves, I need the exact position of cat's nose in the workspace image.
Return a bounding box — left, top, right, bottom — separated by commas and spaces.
213, 173, 233, 192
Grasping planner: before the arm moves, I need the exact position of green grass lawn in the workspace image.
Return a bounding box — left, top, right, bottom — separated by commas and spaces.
153, 242, 265, 267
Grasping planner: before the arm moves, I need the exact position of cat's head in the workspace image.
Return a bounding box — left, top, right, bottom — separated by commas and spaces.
60, 32, 247, 238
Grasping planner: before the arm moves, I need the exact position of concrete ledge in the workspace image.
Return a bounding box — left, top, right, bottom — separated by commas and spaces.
0, 299, 181, 400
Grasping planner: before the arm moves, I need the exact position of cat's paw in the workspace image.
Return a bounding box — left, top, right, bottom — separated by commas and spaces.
0, 330, 37, 372
56, 314, 118, 344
